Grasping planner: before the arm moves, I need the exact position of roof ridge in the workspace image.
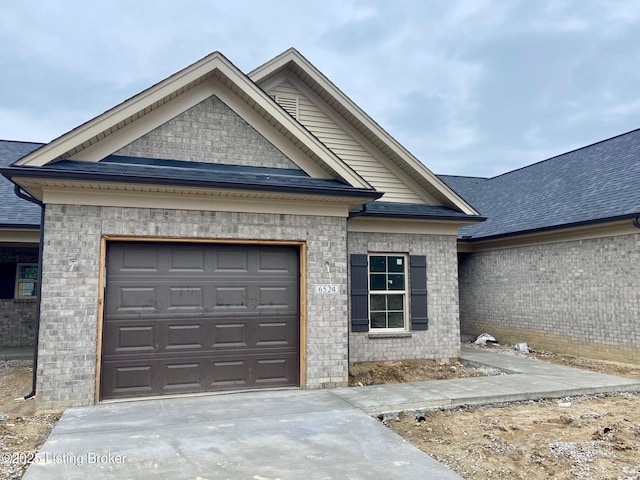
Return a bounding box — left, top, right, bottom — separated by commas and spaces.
438, 174, 488, 180
0, 139, 45, 146
488, 126, 640, 180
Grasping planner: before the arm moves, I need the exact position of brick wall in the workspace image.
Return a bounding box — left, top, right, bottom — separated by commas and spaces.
459, 233, 640, 363
37, 205, 349, 409
115, 95, 299, 169
348, 232, 461, 363
0, 300, 37, 347
0, 245, 39, 347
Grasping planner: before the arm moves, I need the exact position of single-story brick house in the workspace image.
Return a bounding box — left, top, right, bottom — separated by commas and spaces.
0, 49, 483, 408
439, 130, 640, 364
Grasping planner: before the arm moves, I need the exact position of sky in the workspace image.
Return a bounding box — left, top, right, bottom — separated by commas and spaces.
1, 0, 640, 177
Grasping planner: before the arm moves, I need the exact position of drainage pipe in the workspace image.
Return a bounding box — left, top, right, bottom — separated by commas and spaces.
13, 185, 44, 400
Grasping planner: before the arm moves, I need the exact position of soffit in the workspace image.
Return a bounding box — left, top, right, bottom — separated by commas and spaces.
12, 177, 374, 213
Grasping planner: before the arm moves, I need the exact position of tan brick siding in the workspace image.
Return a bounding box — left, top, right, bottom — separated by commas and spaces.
348, 232, 461, 363
37, 205, 349, 409
459, 233, 640, 363
115, 95, 299, 169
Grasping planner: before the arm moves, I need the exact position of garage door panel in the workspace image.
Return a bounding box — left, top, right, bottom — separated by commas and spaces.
165, 324, 205, 350
120, 247, 159, 272
168, 286, 205, 311
102, 242, 299, 400
214, 250, 249, 272
255, 356, 297, 385
257, 286, 295, 309
108, 286, 159, 313
255, 320, 294, 346
212, 322, 248, 348
101, 364, 155, 398
168, 248, 205, 272
102, 323, 155, 355
257, 250, 297, 273
210, 359, 249, 388
214, 286, 249, 309
164, 362, 202, 389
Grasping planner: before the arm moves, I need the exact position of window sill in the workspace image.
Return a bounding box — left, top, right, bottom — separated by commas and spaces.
13, 298, 37, 303
367, 332, 412, 339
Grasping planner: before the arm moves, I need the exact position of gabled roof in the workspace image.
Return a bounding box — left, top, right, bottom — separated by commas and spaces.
439, 128, 640, 240
250, 48, 479, 216
0, 140, 42, 227
11, 51, 372, 191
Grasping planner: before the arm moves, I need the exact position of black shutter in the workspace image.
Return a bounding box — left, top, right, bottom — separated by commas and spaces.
410, 255, 428, 330
350, 254, 369, 332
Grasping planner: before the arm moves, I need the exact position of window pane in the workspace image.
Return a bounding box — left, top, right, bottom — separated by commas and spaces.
18, 265, 38, 280
19, 282, 37, 297
388, 312, 404, 328
388, 256, 404, 272
370, 311, 387, 329
388, 274, 405, 290
370, 256, 386, 272
370, 294, 386, 311
370, 274, 386, 290
387, 294, 404, 311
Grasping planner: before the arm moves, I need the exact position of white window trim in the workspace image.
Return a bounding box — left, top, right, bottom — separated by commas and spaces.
367, 253, 408, 332
15, 263, 38, 299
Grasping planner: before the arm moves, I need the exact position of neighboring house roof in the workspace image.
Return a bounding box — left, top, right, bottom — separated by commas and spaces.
250, 48, 479, 216
0, 140, 43, 227
3, 155, 382, 200
439, 128, 640, 240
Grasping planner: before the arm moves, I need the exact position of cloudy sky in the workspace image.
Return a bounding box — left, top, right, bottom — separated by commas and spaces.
2, 0, 640, 177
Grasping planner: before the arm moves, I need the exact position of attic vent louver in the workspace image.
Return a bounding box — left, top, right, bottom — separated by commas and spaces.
274, 94, 299, 119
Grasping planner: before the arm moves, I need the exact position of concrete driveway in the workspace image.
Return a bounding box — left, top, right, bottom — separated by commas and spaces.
23, 389, 462, 480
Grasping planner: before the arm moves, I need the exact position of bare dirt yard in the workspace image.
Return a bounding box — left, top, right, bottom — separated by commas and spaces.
2, 344, 639, 480
348, 357, 503, 386
350, 344, 640, 480
0, 360, 61, 480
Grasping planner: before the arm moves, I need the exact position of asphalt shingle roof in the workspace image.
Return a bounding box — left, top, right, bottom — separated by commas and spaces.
6, 125, 640, 237
0, 140, 43, 227
439, 128, 640, 239
2, 154, 382, 200
350, 201, 484, 221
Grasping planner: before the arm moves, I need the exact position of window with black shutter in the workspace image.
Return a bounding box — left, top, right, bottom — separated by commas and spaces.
350, 253, 428, 332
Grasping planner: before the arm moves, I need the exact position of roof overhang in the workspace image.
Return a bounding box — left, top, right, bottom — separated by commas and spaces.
349, 201, 485, 222
3, 172, 381, 218
457, 215, 640, 252
0, 225, 40, 243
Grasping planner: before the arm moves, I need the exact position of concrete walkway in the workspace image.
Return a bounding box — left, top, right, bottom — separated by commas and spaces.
332, 346, 640, 415
22, 347, 640, 480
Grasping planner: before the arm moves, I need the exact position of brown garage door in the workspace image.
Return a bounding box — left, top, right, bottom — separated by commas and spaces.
101, 242, 299, 400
